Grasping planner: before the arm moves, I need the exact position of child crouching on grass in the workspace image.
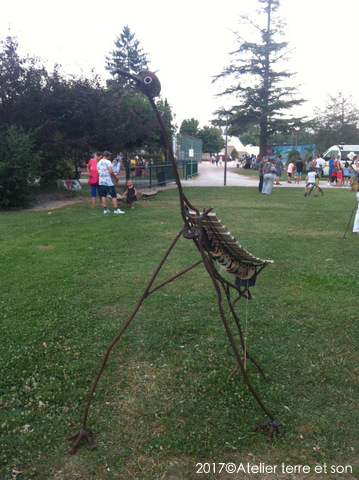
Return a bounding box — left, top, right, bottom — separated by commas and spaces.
304, 167, 319, 197
123, 180, 137, 209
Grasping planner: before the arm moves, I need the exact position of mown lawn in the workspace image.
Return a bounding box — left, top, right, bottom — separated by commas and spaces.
1, 186, 358, 480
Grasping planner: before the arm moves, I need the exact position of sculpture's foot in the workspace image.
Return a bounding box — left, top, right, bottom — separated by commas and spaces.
252, 419, 284, 441
63, 428, 97, 454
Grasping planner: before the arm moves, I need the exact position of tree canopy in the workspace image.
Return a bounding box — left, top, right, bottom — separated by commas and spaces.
313, 93, 359, 151
179, 119, 224, 154
179, 118, 200, 137
197, 126, 225, 155
0, 33, 174, 205
106, 25, 149, 90
213, 0, 304, 157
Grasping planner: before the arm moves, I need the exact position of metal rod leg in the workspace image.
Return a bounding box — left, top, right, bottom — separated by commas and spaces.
64, 228, 184, 453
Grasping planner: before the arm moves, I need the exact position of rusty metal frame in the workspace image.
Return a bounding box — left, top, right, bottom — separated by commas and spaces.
64, 70, 283, 454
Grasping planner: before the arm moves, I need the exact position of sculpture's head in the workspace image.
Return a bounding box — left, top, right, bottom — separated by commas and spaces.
136, 71, 161, 98
114, 69, 161, 98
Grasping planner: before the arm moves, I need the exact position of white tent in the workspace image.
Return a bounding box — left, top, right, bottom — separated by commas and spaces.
220, 137, 259, 158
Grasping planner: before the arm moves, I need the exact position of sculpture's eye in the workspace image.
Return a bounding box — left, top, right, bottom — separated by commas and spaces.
137, 70, 161, 97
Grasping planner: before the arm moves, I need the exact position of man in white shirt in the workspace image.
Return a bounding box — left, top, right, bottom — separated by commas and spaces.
97, 151, 125, 214
315, 155, 325, 177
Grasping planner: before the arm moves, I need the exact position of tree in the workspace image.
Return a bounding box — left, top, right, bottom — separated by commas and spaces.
105, 27, 175, 157
313, 92, 359, 151
213, 0, 304, 158
0, 35, 48, 127
180, 118, 200, 137
230, 147, 239, 160
106, 25, 149, 88
197, 126, 224, 155
0, 125, 40, 208
287, 148, 300, 163
0, 36, 100, 185
239, 125, 260, 146
0, 32, 175, 193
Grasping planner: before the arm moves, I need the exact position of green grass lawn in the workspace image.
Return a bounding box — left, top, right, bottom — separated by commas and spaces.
1, 186, 358, 479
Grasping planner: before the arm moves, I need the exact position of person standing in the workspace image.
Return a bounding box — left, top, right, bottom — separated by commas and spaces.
315, 154, 325, 177
274, 155, 283, 185
336, 163, 343, 187
261, 162, 276, 194
287, 160, 294, 183
305, 157, 313, 175
295, 157, 304, 184
112, 154, 122, 176
122, 180, 138, 209
331, 155, 341, 186
351, 178, 359, 234
258, 156, 265, 193
343, 162, 350, 186
328, 155, 335, 185
97, 151, 125, 214
87, 151, 102, 208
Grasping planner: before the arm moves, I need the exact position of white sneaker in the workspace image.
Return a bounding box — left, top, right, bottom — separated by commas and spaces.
114, 208, 125, 214
103, 208, 110, 214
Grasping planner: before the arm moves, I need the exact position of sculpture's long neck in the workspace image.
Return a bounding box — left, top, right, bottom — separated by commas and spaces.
113, 69, 199, 221
147, 96, 199, 221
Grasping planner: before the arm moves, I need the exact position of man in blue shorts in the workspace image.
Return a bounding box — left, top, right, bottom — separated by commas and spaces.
274, 155, 283, 185
295, 157, 304, 184
97, 151, 125, 214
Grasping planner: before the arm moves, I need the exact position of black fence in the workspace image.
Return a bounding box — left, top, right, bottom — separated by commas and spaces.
128, 161, 198, 189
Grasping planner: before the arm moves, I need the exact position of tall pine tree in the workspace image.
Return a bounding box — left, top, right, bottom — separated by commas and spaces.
106, 25, 148, 89
214, 0, 304, 158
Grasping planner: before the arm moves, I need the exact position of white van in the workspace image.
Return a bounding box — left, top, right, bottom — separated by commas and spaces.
322, 144, 359, 175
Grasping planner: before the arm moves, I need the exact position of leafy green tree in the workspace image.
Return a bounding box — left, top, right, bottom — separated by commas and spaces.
0, 35, 48, 127
239, 125, 260, 146
0, 32, 175, 193
0, 125, 40, 209
180, 118, 200, 137
103, 91, 173, 154
313, 92, 359, 150
0, 36, 108, 184
36, 70, 106, 184
197, 126, 224, 154
213, 0, 304, 158
230, 147, 239, 160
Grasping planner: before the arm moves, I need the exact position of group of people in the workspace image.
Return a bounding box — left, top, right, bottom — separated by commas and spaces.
273, 155, 325, 186
257, 155, 314, 195
210, 155, 224, 166
327, 155, 359, 187
86, 151, 137, 214
257, 153, 359, 235
257, 154, 330, 197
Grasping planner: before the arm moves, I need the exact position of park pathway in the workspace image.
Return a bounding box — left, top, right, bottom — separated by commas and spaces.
178, 162, 335, 189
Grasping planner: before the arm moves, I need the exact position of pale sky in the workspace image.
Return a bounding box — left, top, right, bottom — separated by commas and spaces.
2, 0, 359, 130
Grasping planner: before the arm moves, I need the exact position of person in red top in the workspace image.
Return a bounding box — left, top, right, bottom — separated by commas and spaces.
87, 151, 102, 208
336, 162, 343, 187
331, 155, 341, 186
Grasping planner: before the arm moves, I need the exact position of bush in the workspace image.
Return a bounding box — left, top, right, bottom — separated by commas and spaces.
287, 148, 300, 163
0, 125, 41, 209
